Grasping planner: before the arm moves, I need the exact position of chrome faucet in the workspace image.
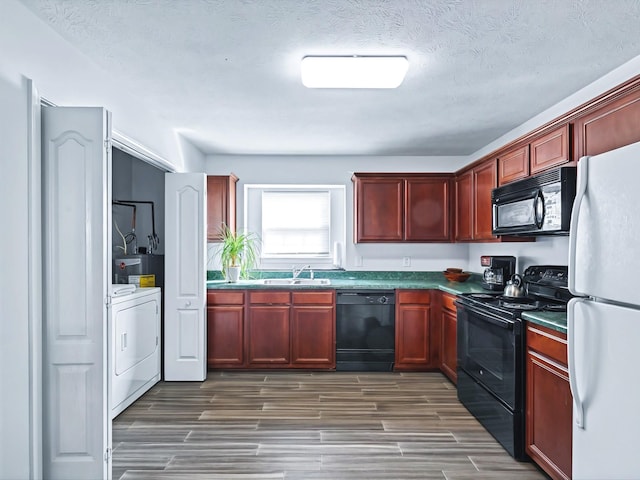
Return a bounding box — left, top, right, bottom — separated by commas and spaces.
292, 264, 314, 279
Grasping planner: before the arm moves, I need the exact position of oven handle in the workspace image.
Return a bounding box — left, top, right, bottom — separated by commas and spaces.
462, 305, 514, 330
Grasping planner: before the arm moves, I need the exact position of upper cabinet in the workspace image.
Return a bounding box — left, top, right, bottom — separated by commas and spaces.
573, 87, 640, 158
530, 125, 571, 174
353, 173, 453, 243
206, 174, 238, 242
455, 159, 497, 242
497, 125, 571, 186
498, 145, 529, 185
353, 175, 404, 242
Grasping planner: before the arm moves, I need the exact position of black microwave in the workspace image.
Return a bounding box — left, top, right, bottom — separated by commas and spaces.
492, 166, 577, 236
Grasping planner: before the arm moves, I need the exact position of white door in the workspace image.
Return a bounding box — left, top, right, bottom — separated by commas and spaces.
568, 298, 640, 479
42, 107, 112, 479
569, 140, 640, 303
164, 173, 207, 381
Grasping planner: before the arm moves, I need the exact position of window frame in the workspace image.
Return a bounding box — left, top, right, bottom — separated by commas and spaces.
244, 184, 346, 270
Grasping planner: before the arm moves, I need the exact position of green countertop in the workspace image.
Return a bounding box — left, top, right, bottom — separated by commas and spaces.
521, 311, 567, 334
206, 270, 567, 333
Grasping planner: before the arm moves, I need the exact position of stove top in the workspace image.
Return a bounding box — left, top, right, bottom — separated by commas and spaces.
459, 291, 567, 318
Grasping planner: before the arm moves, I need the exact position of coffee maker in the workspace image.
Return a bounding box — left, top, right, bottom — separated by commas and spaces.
481, 255, 516, 291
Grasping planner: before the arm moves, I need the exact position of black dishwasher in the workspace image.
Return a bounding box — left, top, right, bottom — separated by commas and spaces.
335, 290, 395, 371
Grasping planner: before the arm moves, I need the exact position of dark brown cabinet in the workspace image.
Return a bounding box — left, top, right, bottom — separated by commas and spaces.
455, 159, 498, 241
352, 173, 453, 243
291, 291, 335, 368
526, 323, 572, 480
473, 159, 497, 240
206, 174, 238, 241
395, 290, 439, 370
530, 125, 571, 174
498, 145, 529, 185
573, 86, 640, 158
454, 170, 473, 241
240, 290, 335, 369
207, 291, 245, 368
247, 291, 291, 366
439, 292, 457, 384
353, 175, 404, 242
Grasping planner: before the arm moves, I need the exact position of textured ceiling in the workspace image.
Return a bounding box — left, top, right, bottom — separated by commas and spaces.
18, 0, 640, 156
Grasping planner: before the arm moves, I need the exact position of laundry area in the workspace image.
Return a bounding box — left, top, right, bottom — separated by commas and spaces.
111, 148, 165, 288
109, 148, 167, 420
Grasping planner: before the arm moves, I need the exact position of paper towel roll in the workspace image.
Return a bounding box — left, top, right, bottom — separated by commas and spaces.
333, 241, 342, 268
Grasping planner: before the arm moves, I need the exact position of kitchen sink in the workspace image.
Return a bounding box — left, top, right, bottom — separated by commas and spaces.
259, 278, 331, 286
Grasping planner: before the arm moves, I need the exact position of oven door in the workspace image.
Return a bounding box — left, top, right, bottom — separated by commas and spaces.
456, 302, 522, 410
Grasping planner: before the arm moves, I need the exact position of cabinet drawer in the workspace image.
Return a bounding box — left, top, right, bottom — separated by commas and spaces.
292, 290, 334, 305
249, 291, 291, 305
526, 324, 567, 367
442, 293, 457, 312
397, 290, 431, 304
207, 291, 245, 305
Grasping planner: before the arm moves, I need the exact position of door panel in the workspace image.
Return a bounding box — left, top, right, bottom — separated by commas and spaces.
42, 106, 111, 480
164, 173, 207, 381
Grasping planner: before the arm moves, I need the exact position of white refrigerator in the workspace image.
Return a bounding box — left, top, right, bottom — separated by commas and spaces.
568, 140, 640, 479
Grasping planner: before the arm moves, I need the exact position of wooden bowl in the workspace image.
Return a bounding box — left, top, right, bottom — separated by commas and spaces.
443, 271, 471, 282
445, 267, 463, 273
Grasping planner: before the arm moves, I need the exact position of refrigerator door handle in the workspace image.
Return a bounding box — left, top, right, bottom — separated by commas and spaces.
567, 297, 586, 429
568, 156, 589, 295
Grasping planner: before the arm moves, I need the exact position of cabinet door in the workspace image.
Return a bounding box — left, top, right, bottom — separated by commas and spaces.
530, 125, 570, 174
247, 305, 290, 365
455, 170, 473, 241
405, 177, 453, 241
472, 159, 497, 240
291, 305, 335, 368
574, 87, 640, 158
354, 176, 403, 242
440, 293, 457, 384
206, 174, 238, 241
498, 145, 529, 185
207, 306, 244, 367
526, 325, 572, 480
395, 291, 434, 370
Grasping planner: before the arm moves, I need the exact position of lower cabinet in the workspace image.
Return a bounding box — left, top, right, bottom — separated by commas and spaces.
440, 292, 457, 384
291, 291, 335, 368
207, 291, 245, 368
247, 291, 291, 366
395, 290, 439, 370
526, 323, 572, 480
207, 289, 335, 370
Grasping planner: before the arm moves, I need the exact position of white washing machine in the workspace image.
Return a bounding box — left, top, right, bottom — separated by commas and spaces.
110, 287, 161, 418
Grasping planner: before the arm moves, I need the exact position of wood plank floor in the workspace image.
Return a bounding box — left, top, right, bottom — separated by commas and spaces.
113, 371, 548, 480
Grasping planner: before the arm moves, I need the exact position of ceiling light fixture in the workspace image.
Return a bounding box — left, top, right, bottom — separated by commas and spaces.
301, 55, 409, 89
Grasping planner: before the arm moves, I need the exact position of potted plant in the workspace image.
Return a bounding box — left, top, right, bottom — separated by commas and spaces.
218, 225, 260, 282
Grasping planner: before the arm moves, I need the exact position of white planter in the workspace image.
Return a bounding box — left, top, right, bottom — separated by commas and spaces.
226, 266, 241, 283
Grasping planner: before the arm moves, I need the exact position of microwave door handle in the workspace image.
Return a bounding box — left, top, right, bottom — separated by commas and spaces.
533, 190, 545, 228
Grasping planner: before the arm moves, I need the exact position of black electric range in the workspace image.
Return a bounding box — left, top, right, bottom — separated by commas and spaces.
455, 265, 570, 461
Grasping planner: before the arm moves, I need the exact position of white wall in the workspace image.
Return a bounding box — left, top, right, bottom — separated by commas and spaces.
206, 155, 471, 271
0, 72, 33, 480
0, 0, 195, 173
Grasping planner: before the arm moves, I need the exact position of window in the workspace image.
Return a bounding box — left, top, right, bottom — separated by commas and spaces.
245, 185, 346, 269
262, 190, 330, 256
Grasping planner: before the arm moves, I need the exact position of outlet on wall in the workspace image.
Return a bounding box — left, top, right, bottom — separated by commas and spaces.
355, 255, 363, 267
403, 256, 411, 267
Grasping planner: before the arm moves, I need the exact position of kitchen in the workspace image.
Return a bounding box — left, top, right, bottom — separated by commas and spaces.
2, 1, 640, 479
